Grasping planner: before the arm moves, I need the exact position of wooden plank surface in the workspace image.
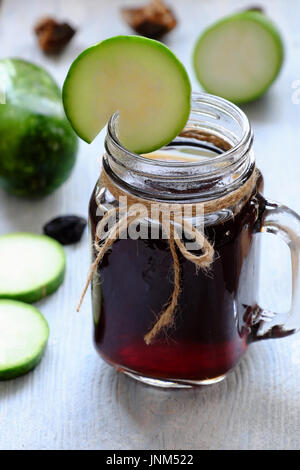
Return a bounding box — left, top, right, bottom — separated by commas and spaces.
0, 0, 299, 450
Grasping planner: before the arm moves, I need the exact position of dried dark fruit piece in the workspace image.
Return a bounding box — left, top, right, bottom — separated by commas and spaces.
246, 6, 264, 13
34, 17, 76, 54
44, 215, 87, 245
121, 0, 177, 40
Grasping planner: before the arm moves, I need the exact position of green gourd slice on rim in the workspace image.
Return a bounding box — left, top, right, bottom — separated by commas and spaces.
0, 299, 49, 380
193, 11, 284, 104
0, 233, 66, 303
63, 35, 191, 154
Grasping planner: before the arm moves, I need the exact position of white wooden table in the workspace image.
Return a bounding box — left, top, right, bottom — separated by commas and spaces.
0, 0, 299, 450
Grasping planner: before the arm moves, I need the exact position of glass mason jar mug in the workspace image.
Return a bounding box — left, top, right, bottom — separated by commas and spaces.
88, 92, 300, 388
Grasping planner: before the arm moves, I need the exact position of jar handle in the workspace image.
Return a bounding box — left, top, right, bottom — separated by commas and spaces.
249, 195, 300, 341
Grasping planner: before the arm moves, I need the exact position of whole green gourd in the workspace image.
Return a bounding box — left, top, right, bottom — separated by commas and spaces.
0, 58, 78, 197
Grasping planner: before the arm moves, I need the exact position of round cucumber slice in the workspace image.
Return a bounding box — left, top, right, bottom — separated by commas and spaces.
0, 233, 66, 303
0, 300, 49, 380
193, 11, 284, 104
63, 35, 191, 154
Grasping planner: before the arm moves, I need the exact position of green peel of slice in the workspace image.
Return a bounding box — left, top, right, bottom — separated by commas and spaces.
0, 233, 66, 303
193, 11, 284, 104
63, 35, 191, 154
0, 300, 49, 380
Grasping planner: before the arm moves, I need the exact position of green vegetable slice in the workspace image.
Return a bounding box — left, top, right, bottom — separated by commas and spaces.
0, 300, 49, 380
63, 35, 191, 154
0, 233, 66, 303
193, 11, 284, 104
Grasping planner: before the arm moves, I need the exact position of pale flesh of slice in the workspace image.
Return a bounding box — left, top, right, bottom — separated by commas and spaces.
193, 12, 283, 104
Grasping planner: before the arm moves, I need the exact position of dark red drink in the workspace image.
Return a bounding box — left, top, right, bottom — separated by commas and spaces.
89, 161, 263, 384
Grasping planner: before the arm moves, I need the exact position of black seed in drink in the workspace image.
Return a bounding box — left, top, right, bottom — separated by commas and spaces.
44, 215, 87, 245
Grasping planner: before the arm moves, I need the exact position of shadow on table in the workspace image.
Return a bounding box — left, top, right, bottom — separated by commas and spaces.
0, 368, 37, 399
0, 186, 64, 234
240, 91, 284, 125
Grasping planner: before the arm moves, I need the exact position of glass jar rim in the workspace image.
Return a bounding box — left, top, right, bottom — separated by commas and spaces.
104, 91, 255, 202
